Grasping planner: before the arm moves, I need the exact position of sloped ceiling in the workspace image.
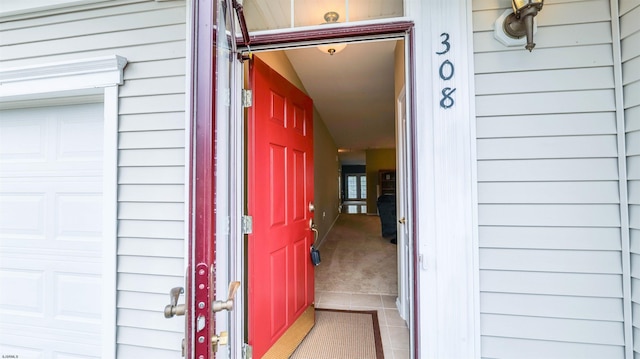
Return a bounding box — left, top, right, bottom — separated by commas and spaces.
243, 0, 402, 165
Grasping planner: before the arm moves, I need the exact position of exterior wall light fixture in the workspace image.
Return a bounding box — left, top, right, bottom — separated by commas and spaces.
494, 0, 544, 52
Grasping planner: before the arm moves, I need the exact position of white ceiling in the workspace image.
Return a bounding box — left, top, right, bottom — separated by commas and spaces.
243, 0, 402, 165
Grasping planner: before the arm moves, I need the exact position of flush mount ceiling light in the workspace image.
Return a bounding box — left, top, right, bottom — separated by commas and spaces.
494, 0, 544, 52
317, 11, 347, 56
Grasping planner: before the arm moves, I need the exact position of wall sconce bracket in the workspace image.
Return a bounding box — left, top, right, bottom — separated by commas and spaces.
494, 9, 538, 49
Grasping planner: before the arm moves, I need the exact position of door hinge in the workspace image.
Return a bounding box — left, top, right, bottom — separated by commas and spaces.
242, 343, 253, 359
242, 89, 252, 108
242, 215, 253, 234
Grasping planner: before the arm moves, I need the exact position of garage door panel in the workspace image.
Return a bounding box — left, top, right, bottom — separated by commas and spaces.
55, 193, 102, 241
0, 193, 46, 239
57, 116, 103, 162
0, 268, 44, 314
0, 103, 105, 358
0, 118, 47, 163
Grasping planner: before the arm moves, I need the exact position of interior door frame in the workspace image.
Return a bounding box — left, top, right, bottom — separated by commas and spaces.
233, 21, 418, 358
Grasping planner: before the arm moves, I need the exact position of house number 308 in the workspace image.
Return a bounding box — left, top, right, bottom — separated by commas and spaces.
436, 32, 456, 109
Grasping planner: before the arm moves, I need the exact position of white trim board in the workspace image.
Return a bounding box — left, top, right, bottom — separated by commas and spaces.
0, 54, 126, 359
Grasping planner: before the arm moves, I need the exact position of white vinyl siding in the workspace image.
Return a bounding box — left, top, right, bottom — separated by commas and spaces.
473, 0, 629, 357
0, 1, 187, 357
621, 0, 640, 357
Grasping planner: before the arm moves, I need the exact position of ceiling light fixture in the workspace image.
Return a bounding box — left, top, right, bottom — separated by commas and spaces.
317, 11, 347, 56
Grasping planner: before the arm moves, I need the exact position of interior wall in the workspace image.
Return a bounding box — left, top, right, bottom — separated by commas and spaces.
256, 52, 341, 242
365, 149, 396, 214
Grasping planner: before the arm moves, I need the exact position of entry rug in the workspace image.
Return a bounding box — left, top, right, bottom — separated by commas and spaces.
289, 308, 384, 359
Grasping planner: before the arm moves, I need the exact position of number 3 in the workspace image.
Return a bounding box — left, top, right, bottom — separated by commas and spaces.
436, 32, 450, 55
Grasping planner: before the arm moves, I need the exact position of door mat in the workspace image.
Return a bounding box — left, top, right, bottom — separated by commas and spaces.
289, 308, 384, 359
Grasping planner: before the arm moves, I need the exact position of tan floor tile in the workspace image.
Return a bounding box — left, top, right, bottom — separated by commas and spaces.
384, 308, 407, 327
350, 293, 383, 308
382, 295, 397, 309
317, 292, 351, 308
393, 349, 411, 359
388, 326, 410, 350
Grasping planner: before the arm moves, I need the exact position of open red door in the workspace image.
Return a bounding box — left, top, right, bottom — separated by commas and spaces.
247, 56, 315, 358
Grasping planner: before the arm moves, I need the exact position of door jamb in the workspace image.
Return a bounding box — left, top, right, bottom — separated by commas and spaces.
234, 21, 419, 357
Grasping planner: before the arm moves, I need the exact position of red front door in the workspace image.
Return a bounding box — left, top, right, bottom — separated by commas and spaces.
247, 56, 315, 358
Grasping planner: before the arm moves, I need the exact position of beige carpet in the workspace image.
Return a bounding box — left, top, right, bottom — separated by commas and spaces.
315, 214, 398, 295
289, 308, 384, 359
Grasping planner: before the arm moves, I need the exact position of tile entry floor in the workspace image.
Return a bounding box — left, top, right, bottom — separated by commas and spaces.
314, 214, 410, 359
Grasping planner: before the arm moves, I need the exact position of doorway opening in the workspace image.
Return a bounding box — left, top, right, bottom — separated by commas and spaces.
239, 29, 415, 358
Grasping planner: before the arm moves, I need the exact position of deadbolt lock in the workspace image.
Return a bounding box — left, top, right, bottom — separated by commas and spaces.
164, 287, 186, 318
212, 331, 228, 352
212, 281, 241, 313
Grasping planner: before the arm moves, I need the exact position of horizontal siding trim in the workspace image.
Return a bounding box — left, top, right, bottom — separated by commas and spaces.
481, 313, 624, 345
118, 184, 184, 202
475, 67, 614, 95
478, 181, 620, 204
477, 112, 616, 138
473, 21, 613, 53
480, 270, 622, 297
117, 308, 182, 332
478, 158, 619, 181
630, 156, 640, 179
629, 130, 640, 155
119, 76, 186, 97
480, 292, 623, 321
119, 94, 185, 114
622, 30, 640, 62
116, 326, 181, 351
472, 1, 611, 32
118, 237, 184, 257
119, 130, 185, 149
1, 24, 185, 61
119, 112, 185, 132
118, 256, 183, 276
118, 202, 184, 221
117, 344, 181, 359
623, 56, 640, 85
123, 58, 186, 80
119, 311, 183, 335
480, 248, 622, 273
116, 273, 183, 294
118, 166, 185, 184
625, 81, 640, 108
477, 135, 618, 160
117, 219, 184, 239
117, 291, 174, 311
479, 204, 621, 227
119, 149, 185, 167
626, 106, 640, 131
481, 335, 623, 359
0, 6, 185, 45
0, 41, 187, 69
474, 44, 613, 74
476, 90, 615, 117
620, 4, 640, 38
479, 226, 622, 250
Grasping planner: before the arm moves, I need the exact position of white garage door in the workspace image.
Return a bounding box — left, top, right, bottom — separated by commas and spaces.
0, 103, 105, 359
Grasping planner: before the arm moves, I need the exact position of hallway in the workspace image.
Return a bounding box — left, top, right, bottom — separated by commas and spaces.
314, 214, 410, 359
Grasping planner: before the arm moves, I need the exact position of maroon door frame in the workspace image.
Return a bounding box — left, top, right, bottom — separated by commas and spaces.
189, 5, 417, 356
188, 0, 217, 358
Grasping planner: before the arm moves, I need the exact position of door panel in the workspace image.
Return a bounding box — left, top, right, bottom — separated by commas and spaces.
248, 56, 314, 359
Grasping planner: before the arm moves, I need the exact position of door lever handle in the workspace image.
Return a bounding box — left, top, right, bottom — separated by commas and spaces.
212, 281, 241, 313
164, 287, 186, 318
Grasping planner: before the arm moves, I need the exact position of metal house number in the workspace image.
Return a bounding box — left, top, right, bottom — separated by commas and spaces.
436, 32, 456, 109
